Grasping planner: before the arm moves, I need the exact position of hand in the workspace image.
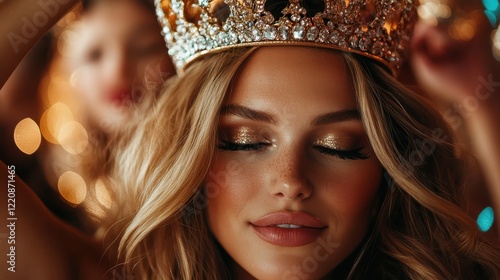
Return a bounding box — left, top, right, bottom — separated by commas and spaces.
410, 18, 497, 105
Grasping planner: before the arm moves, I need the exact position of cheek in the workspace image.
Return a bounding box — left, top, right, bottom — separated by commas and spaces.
328, 166, 381, 207
206, 157, 257, 222
316, 160, 383, 235
73, 68, 103, 101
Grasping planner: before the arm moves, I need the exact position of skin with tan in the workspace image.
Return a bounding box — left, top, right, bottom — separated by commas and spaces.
206, 47, 383, 279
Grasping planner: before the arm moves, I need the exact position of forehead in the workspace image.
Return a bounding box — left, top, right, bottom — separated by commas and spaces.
81, 1, 157, 36
228, 47, 357, 113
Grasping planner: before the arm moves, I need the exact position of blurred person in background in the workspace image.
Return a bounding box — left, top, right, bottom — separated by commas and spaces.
410, 0, 500, 237
1, 0, 175, 235
63, 0, 174, 134
39, 0, 175, 234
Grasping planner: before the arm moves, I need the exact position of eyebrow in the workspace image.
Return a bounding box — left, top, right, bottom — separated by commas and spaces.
220, 104, 277, 124
311, 109, 360, 126
221, 104, 360, 125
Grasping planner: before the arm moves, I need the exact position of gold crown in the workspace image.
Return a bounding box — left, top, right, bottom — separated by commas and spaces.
155, 0, 418, 75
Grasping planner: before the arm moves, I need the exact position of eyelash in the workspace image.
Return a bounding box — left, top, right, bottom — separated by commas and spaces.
313, 146, 369, 160
218, 141, 369, 160
218, 141, 269, 151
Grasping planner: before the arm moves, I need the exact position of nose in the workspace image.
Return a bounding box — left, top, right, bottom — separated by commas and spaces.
103, 48, 132, 84
269, 149, 313, 201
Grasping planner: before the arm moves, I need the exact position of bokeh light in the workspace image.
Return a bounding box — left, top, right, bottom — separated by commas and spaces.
57, 120, 89, 154
84, 179, 113, 219
13, 118, 42, 155
483, 0, 500, 26
40, 102, 75, 144
493, 28, 500, 61
484, 9, 498, 27
449, 19, 477, 41
47, 103, 74, 138
40, 109, 58, 144
58, 171, 87, 205
418, 0, 452, 26
483, 0, 500, 12
477, 206, 494, 232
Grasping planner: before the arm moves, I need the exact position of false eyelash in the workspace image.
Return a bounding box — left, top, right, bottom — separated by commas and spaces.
218, 141, 269, 151
218, 142, 369, 160
314, 146, 369, 160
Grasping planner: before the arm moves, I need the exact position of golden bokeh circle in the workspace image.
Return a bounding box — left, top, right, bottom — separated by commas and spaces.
13, 118, 42, 155
58, 171, 87, 205
57, 120, 89, 154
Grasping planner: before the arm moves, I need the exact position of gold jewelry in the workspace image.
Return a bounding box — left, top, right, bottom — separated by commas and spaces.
155, 0, 418, 75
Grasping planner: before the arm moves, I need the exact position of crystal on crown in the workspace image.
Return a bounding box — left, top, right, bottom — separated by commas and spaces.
155, 0, 418, 75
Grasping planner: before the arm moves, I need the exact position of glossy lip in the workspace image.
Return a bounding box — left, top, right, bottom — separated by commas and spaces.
250, 211, 327, 247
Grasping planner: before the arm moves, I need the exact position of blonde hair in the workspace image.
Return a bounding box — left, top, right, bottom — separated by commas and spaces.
104, 49, 255, 279
344, 55, 500, 279
103, 47, 500, 279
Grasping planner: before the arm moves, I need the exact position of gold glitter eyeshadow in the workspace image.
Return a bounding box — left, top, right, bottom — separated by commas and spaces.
314, 134, 345, 150
232, 127, 256, 144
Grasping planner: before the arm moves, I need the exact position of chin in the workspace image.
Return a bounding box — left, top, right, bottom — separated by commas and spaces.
232, 248, 341, 280
247, 264, 334, 280
96, 113, 129, 134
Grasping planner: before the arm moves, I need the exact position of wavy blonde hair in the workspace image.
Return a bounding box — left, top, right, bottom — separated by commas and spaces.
344, 55, 500, 279
102, 47, 500, 279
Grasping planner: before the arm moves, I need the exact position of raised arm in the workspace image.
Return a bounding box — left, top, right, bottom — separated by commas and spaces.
0, 161, 111, 279
0, 2, 112, 276
411, 19, 500, 236
0, 0, 79, 87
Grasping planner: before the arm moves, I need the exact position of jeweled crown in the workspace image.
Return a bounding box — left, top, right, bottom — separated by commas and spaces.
155, 0, 418, 75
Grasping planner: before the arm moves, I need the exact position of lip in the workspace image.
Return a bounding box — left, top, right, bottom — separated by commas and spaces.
250, 211, 327, 247
107, 88, 132, 106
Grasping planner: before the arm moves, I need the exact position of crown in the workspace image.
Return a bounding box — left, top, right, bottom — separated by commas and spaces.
155, 0, 418, 75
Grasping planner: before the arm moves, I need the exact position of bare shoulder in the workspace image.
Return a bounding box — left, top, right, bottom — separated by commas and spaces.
0, 162, 111, 279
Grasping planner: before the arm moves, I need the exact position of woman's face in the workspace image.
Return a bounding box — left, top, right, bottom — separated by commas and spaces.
206, 47, 383, 279
67, 0, 174, 133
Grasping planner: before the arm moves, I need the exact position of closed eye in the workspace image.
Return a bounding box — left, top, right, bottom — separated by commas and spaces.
314, 146, 369, 160
218, 141, 270, 151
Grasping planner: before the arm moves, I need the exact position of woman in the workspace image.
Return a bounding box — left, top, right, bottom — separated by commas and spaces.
1, 0, 499, 279
108, 49, 500, 279
104, 0, 500, 279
